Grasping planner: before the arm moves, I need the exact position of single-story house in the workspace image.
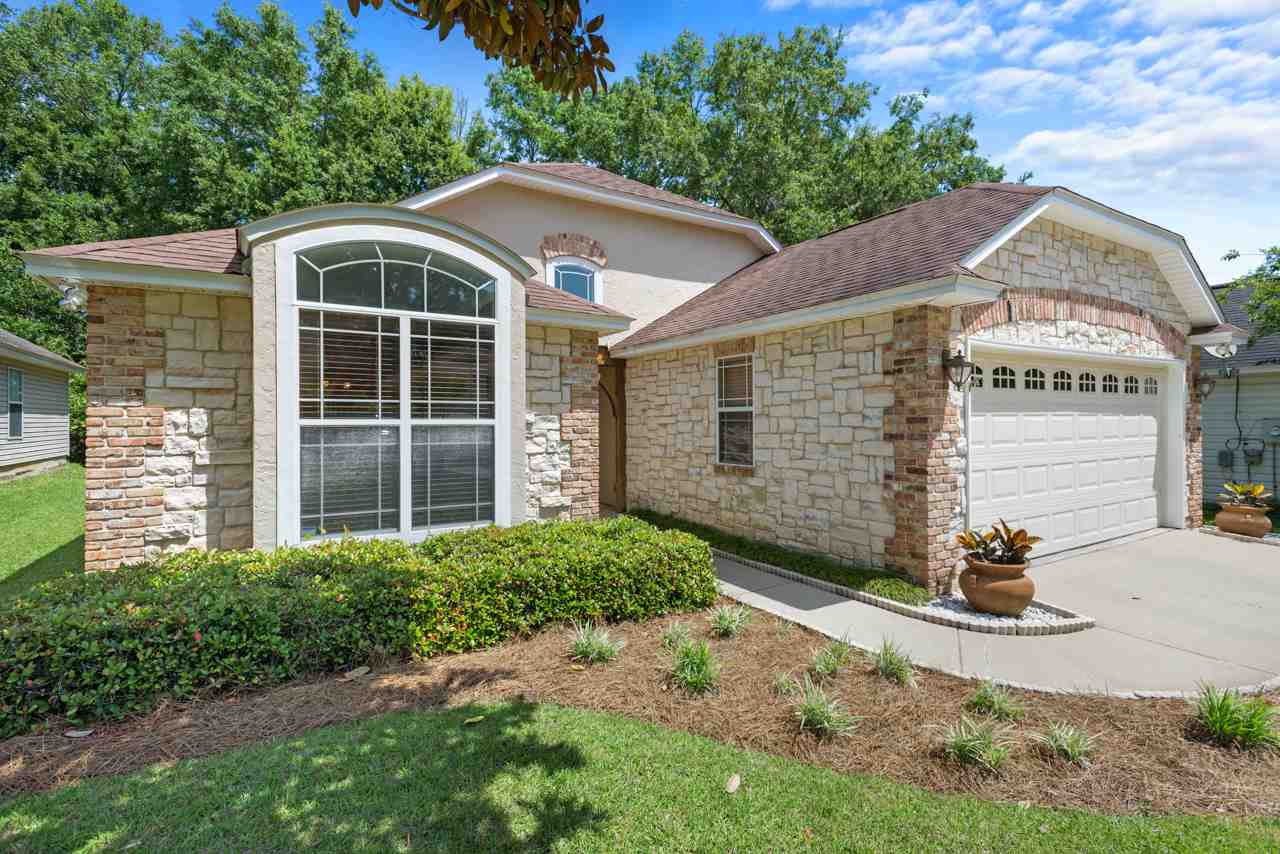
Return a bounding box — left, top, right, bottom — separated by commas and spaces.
0, 328, 81, 481
1201, 285, 1280, 495
19, 162, 1247, 590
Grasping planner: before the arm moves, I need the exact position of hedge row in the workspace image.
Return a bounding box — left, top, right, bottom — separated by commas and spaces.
0, 516, 715, 738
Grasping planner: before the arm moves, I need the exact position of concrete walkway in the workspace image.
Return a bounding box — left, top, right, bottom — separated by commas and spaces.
716, 529, 1280, 697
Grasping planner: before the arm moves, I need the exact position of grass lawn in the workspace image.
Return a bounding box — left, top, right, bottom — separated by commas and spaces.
1204, 505, 1280, 533
0, 463, 83, 602
2, 703, 1275, 854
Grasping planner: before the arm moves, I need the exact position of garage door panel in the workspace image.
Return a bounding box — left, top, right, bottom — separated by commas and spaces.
971, 355, 1164, 556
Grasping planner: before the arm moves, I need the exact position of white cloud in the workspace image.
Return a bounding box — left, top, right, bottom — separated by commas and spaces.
1111, 0, 1280, 27
1033, 39, 1102, 67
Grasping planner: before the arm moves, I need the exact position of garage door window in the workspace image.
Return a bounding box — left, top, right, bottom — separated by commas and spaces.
1101, 374, 1119, 394
972, 366, 983, 388
1024, 368, 1046, 390
1124, 376, 1139, 395
1079, 372, 1096, 393
992, 366, 1016, 389
1052, 370, 1072, 391
1144, 377, 1159, 395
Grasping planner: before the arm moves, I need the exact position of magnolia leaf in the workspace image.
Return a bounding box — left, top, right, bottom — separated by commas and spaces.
64, 729, 95, 738
463, 715, 486, 725
725, 773, 741, 794
586, 14, 604, 33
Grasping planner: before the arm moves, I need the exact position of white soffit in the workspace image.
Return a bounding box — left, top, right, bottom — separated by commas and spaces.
961, 189, 1224, 329
398, 166, 782, 254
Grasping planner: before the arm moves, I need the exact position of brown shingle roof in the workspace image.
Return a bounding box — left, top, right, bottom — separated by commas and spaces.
616, 183, 1054, 350
1204, 286, 1280, 369
506, 162, 756, 224
25, 228, 245, 276
0, 328, 82, 373
525, 279, 630, 320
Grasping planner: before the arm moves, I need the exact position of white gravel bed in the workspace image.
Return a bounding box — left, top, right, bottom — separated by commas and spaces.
920, 594, 1087, 633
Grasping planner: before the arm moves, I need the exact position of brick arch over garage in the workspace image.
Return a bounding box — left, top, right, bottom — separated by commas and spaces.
959, 287, 1188, 356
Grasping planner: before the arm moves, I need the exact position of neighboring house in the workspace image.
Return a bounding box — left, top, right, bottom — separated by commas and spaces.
1201, 285, 1280, 497
0, 329, 81, 481
19, 163, 1243, 590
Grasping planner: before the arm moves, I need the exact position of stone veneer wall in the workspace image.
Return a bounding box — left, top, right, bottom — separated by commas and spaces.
84, 285, 253, 570
525, 325, 600, 520
626, 315, 897, 568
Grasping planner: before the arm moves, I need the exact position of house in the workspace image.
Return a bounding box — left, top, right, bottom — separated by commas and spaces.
1201, 285, 1280, 497
0, 328, 81, 481
18, 163, 1245, 590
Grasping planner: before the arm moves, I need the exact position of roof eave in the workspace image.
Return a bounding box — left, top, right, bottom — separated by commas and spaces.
398, 165, 782, 254
611, 274, 1004, 359
18, 252, 251, 296
0, 342, 83, 375
527, 307, 632, 333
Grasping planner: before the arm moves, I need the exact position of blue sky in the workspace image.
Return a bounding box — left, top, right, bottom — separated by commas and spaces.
21, 0, 1280, 281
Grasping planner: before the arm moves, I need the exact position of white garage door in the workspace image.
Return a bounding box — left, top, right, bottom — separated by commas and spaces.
969, 355, 1165, 556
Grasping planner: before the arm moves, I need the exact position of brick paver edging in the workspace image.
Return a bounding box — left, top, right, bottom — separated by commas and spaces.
711, 548, 1096, 637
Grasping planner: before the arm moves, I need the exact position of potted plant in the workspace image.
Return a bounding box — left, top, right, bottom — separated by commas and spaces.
954, 520, 1042, 617
1215, 482, 1274, 538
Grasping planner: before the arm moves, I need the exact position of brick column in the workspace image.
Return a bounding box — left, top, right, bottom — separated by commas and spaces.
1186, 348, 1204, 528
885, 305, 964, 593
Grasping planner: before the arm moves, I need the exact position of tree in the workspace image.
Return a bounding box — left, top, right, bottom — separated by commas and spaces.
484, 28, 1019, 246
1221, 247, 1280, 343
345, 0, 612, 97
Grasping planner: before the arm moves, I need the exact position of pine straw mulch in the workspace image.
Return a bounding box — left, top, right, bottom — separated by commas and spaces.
2, 600, 1279, 817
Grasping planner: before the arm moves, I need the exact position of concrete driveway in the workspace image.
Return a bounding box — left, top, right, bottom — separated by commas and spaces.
716, 528, 1280, 696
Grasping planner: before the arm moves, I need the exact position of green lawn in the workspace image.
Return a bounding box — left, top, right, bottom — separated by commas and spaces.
0, 463, 84, 601
2, 703, 1275, 853
1204, 504, 1280, 533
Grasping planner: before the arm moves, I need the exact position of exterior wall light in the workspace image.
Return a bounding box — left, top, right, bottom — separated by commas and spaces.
1194, 375, 1217, 401
942, 349, 976, 391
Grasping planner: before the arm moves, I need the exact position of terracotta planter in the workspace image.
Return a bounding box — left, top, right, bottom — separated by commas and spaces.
959, 556, 1036, 617
1216, 504, 1273, 539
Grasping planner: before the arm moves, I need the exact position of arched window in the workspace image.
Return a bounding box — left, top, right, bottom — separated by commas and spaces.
971, 365, 983, 388
1052, 370, 1072, 392
1101, 374, 1119, 394
1079, 372, 1096, 393
548, 258, 602, 303
1144, 377, 1159, 396
1124, 376, 1139, 395
992, 366, 1016, 389
1024, 367, 1046, 390
292, 241, 501, 541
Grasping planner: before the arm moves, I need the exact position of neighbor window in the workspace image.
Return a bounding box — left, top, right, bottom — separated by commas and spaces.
295, 241, 497, 539
550, 260, 599, 303
717, 354, 753, 467
5, 368, 22, 437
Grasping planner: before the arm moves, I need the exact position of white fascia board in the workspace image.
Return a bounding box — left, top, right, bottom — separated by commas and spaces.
399, 166, 782, 254
611, 275, 1005, 359
19, 252, 251, 296
526, 308, 632, 333
1188, 329, 1250, 347
962, 190, 1224, 328
0, 344, 82, 375
237, 203, 537, 280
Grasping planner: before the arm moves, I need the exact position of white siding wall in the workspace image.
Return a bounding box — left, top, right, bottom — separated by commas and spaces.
0, 357, 71, 467
1201, 371, 1280, 497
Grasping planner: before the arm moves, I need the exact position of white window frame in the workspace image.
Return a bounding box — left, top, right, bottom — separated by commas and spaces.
275, 224, 513, 547
715, 354, 754, 468
6, 368, 22, 438
546, 257, 604, 304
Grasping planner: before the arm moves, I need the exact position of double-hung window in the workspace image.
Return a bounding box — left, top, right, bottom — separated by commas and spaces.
294, 241, 498, 540
716, 355, 753, 467
6, 368, 22, 438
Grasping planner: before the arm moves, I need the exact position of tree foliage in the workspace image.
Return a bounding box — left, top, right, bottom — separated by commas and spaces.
1221, 247, 1280, 343
347, 0, 612, 97
484, 28, 1019, 246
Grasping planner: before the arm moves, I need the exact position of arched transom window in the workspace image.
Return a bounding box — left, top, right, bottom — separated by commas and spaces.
293, 241, 500, 541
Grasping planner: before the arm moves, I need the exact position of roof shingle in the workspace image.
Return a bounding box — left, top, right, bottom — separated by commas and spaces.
525, 279, 630, 320
1206, 286, 1280, 370
616, 183, 1053, 350
26, 228, 245, 276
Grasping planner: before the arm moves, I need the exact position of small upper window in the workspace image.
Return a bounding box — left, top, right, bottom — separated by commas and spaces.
552, 262, 598, 303
6, 368, 22, 438
1101, 374, 1119, 394
1124, 376, 1139, 395
1024, 368, 1046, 390
1079, 372, 1096, 393
992, 366, 1016, 389
971, 366, 983, 388
1052, 370, 1072, 392
1144, 377, 1159, 396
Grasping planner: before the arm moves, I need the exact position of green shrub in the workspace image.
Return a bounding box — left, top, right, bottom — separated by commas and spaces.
670, 639, 720, 695
628, 510, 931, 606
810, 639, 854, 680
569, 622, 624, 664
965, 681, 1024, 722
659, 620, 691, 651
708, 604, 751, 638
793, 675, 861, 738
772, 671, 799, 699
941, 717, 1014, 773
1031, 722, 1097, 767
869, 638, 916, 687
1193, 684, 1280, 751
0, 517, 715, 737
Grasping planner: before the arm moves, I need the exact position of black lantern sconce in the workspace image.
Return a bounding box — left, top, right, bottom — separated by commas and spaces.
942, 349, 977, 391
